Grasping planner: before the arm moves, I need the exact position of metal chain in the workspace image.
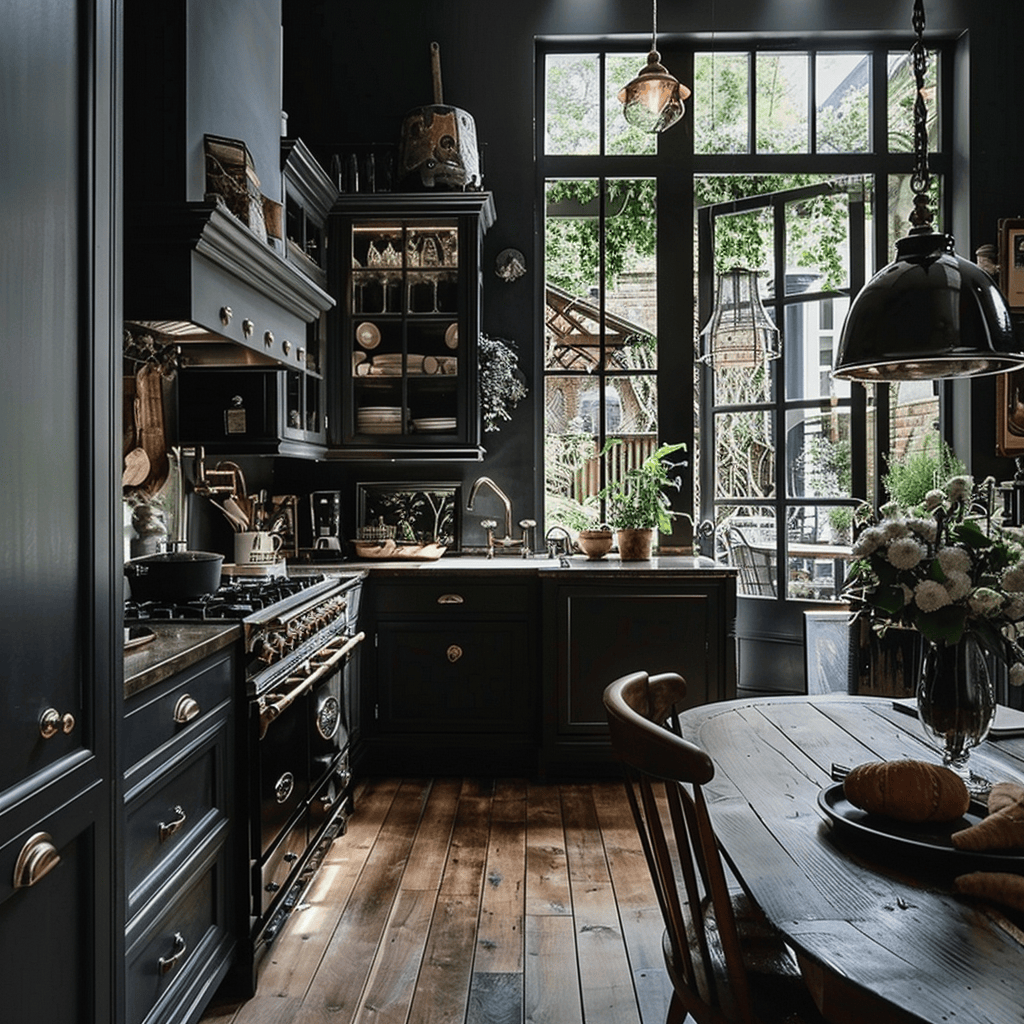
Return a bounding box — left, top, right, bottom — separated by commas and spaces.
910, 0, 930, 196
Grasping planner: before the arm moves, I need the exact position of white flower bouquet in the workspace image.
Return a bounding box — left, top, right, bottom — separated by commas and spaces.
842, 475, 1024, 685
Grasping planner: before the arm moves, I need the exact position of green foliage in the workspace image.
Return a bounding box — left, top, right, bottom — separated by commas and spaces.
597, 440, 687, 531
882, 438, 967, 513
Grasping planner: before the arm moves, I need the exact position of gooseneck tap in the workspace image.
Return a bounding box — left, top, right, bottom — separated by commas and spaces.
467, 476, 535, 556
467, 476, 513, 538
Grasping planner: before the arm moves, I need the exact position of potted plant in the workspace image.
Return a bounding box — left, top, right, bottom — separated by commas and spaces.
598, 439, 687, 559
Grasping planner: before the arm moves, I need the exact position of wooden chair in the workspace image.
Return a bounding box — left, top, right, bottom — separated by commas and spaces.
603, 671, 827, 1024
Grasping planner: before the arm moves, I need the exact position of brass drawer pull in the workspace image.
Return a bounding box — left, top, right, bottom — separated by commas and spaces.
437, 593, 464, 604
447, 644, 463, 663
173, 694, 200, 724
39, 708, 76, 739
159, 805, 187, 842
158, 931, 188, 975
13, 831, 60, 889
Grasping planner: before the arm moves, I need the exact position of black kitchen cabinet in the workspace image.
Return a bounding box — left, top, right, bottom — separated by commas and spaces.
327, 192, 495, 459
176, 365, 327, 458
541, 571, 737, 775
359, 574, 538, 774
0, 1, 120, 1022
123, 644, 240, 1024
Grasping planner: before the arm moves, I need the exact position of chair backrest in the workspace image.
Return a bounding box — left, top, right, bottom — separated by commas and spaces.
603, 671, 758, 1024
723, 524, 776, 596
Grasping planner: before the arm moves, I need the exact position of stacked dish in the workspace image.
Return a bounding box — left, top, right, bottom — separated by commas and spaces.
412, 416, 457, 433
357, 406, 405, 434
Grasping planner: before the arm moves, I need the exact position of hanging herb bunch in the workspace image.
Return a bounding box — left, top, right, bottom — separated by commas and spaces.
479, 333, 528, 432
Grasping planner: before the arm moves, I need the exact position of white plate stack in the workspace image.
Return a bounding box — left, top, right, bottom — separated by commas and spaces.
357, 406, 405, 434
412, 416, 457, 433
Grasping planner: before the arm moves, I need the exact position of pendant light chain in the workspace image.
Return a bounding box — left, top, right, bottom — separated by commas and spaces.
909, 0, 934, 231
651, 0, 658, 53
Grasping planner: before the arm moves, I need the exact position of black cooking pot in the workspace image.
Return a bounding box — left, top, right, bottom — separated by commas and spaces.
124, 551, 224, 602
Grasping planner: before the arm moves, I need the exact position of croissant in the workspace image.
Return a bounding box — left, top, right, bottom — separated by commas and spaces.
843, 759, 970, 823
954, 871, 1024, 912
950, 783, 1024, 851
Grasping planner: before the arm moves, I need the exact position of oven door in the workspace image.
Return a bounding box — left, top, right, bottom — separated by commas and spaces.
307, 662, 348, 791
257, 697, 309, 861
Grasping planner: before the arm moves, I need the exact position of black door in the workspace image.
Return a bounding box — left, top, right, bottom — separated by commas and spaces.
0, 1, 120, 1021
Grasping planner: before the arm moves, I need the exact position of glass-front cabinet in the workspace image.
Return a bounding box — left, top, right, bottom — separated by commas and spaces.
328, 193, 495, 458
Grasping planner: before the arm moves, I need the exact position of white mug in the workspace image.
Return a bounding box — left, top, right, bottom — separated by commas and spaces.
234, 531, 283, 565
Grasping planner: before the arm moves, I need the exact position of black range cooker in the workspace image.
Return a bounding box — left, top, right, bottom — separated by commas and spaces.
126, 570, 365, 986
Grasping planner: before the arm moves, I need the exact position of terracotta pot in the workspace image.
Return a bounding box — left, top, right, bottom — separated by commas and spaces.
578, 529, 614, 560
616, 528, 653, 561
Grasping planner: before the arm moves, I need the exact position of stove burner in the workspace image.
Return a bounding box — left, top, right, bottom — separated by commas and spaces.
125, 573, 326, 623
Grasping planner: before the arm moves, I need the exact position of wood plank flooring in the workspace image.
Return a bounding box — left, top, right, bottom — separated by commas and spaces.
201, 778, 674, 1024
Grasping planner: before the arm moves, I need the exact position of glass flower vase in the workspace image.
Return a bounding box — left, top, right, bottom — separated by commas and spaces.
916, 632, 996, 795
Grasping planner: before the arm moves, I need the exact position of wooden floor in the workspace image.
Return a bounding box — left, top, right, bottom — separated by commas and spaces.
201, 777, 673, 1024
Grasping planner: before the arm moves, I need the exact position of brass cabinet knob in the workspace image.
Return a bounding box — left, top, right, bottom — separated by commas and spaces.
172, 694, 200, 724
13, 831, 60, 889
39, 708, 75, 739
447, 644, 463, 663
157, 932, 188, 975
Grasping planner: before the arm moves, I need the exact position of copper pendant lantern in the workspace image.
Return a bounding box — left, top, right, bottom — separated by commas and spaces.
833, 0, 1022, 381
618, 0, 690, 134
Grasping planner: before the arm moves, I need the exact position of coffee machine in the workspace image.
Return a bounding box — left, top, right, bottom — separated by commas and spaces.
310, 491, 342, 553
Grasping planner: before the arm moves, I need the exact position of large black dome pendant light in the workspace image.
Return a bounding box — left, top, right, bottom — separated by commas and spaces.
833, 0, 1022, 381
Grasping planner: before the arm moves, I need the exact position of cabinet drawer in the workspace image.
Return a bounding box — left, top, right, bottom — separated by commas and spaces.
125, 832, 233, 1024
372, 580, 531, 615
124, 649, 235, 772
125, 715, 232, 921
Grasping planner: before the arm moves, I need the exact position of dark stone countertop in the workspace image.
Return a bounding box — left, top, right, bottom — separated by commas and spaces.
124, 622, 241, 700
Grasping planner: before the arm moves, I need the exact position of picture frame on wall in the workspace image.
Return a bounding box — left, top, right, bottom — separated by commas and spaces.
999, 217, 1024, 311
995, 219, 1024, 455
356, 482, 461, 549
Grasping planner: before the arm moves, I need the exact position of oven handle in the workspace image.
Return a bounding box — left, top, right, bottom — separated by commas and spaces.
258, 631, 365, 739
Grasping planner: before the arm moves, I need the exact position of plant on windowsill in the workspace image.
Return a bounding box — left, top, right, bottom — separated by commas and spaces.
597, 439, 687, 560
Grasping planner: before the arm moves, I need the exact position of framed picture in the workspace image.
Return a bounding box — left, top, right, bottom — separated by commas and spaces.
995, 219, 1024, 455
999, 218, 1024, 311
356, 482, 461, 549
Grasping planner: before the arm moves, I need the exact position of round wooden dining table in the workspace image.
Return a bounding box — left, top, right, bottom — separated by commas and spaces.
675, 695, 1024, 1024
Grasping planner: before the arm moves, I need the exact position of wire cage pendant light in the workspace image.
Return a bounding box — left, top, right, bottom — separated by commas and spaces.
699, 267, 781, 368
618, 0, 691, 134
832, 0, 1022, 381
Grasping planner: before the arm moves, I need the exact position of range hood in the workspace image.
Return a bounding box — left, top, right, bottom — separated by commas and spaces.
124, 199, 335, 370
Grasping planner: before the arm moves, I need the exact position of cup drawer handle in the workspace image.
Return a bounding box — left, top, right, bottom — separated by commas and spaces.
157, 931, 188, 975
437, 593, 464, 604
158, 805, 187, 842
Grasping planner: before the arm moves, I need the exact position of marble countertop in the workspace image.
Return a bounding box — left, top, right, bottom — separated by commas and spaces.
296, 554, 731, 576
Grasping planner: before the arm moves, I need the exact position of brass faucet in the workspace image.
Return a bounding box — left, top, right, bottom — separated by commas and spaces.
466, 476, 535, 556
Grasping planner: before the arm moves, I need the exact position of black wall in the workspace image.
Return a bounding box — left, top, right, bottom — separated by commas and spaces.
274, 0, 1024, 547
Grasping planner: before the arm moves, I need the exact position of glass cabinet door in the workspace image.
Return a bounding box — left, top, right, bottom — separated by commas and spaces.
330, 193, 494, 457
350, 219, 462, 440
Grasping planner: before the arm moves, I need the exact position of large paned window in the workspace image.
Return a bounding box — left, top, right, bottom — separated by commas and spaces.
538, 38, 951, 591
